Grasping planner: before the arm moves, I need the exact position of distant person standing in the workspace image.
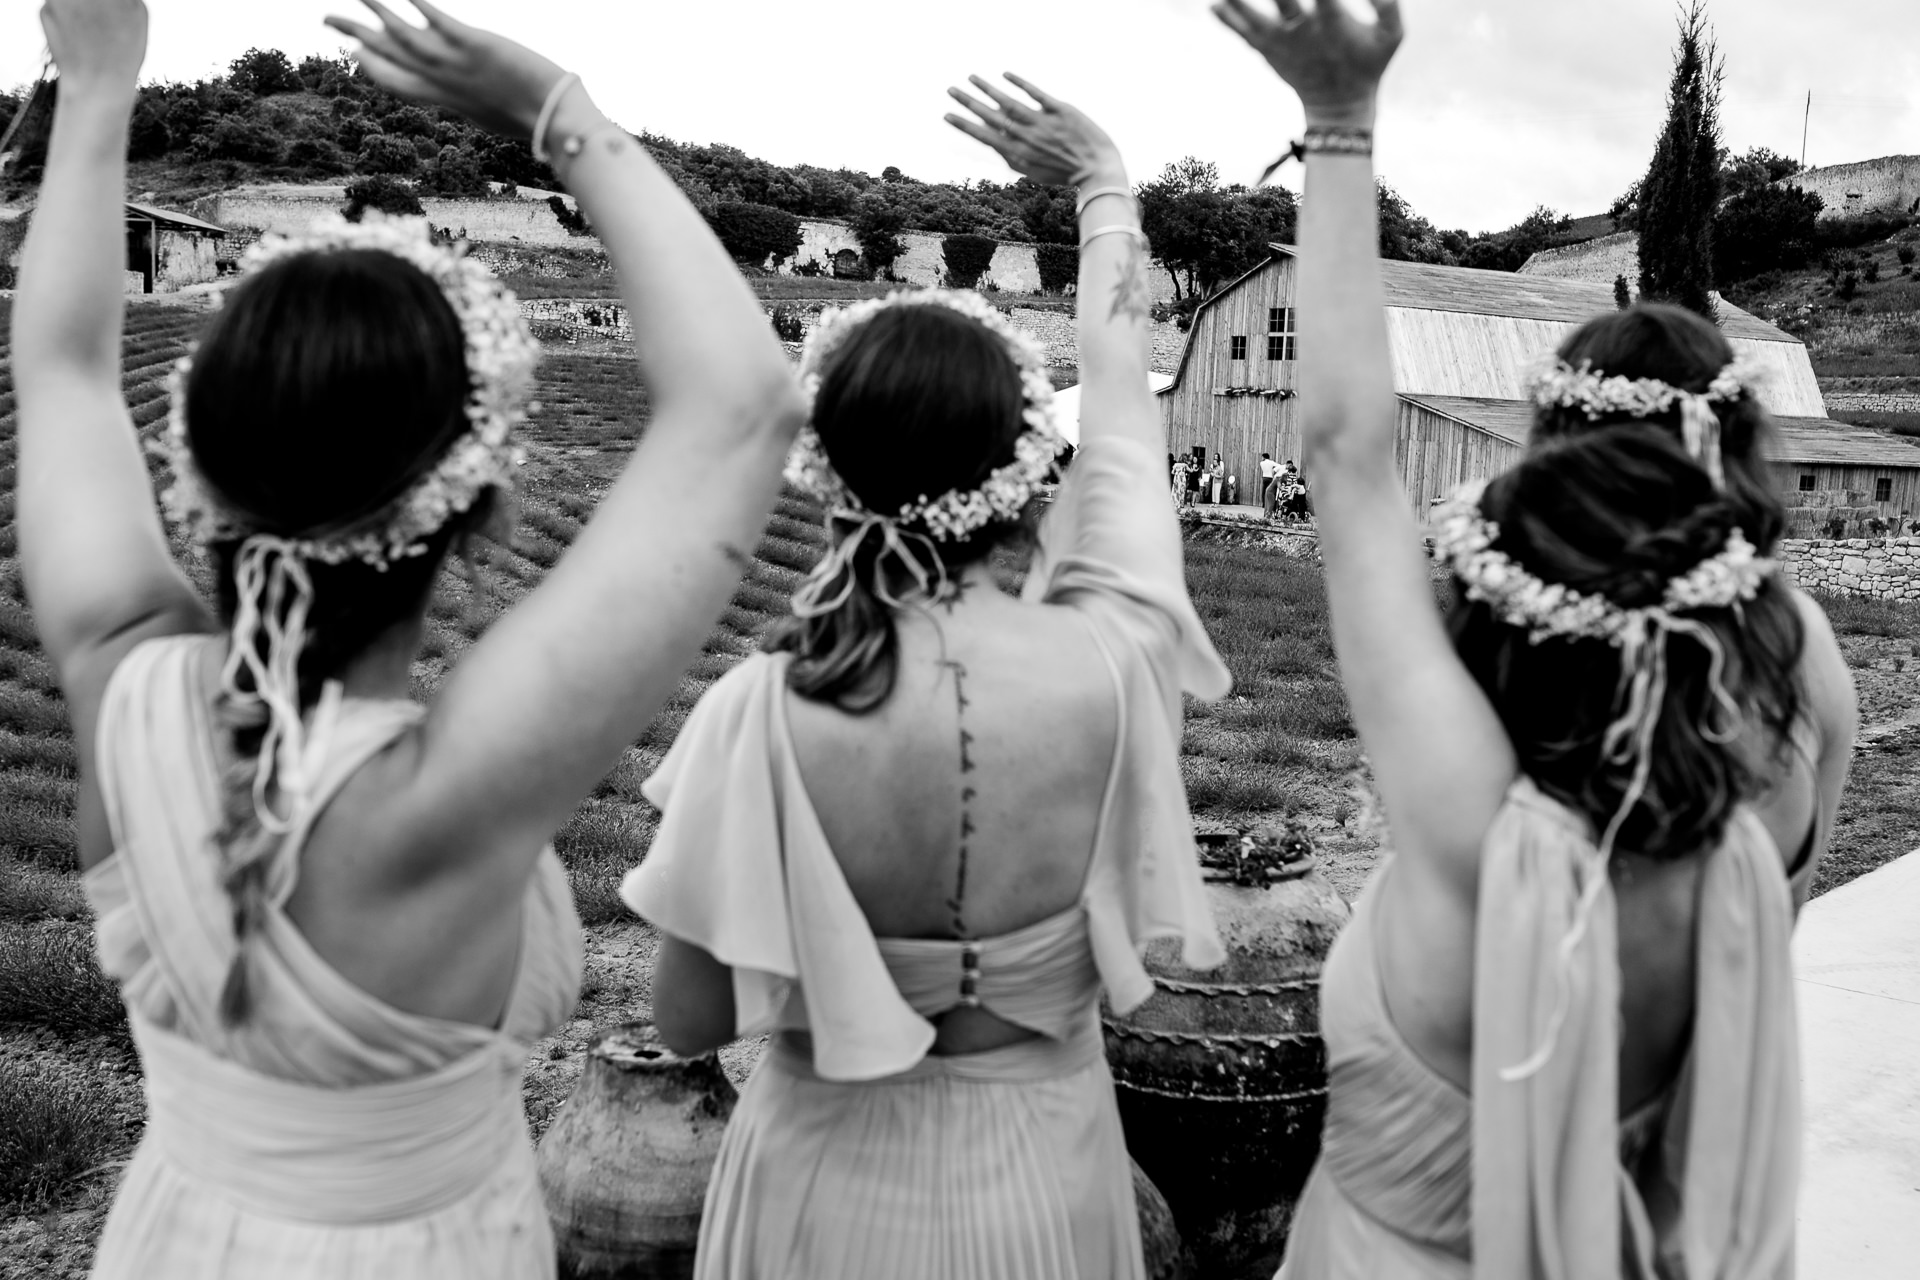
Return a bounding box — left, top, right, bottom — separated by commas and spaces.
1211, 463, 1224, 505
1226, 473, 1239, 506
1184, 451, 1202, 506
1170, 454, 1187, 503
1260, 452, 1281, 517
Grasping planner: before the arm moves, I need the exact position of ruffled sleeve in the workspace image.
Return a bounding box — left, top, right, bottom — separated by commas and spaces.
620, 654, 937, 1081
1028, 436, 1231, 1010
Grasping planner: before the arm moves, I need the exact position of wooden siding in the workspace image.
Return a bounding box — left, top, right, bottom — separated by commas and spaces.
1394, 400, 1523, 512
1385, 310, 1573, 399
1159, 256, 1300, 491
1769, 462, 1920, 519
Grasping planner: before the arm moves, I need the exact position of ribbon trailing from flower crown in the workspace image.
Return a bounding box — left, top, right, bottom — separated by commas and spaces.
218, 536, 341, 835
1498, 611, 1747, 1082
791, 509, 955, 621
1679, 394, 1728, 492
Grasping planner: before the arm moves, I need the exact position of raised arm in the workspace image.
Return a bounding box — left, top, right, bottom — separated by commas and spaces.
11, 0, 213, 758
946, 76, 1158, 454
1216, 0, 1515, 888
325, 1, 806, 864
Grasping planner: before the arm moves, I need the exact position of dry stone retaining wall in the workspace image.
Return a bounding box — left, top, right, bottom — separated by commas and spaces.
1780, 537, 1920, 600
1826, 393, 1920, 415
1780, 156, 1920, 221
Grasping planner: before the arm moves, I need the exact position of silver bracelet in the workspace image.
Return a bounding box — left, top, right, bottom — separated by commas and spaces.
1080, 224, 1148, 250
530, 72, 583, 164
1075, 185, 1135, 217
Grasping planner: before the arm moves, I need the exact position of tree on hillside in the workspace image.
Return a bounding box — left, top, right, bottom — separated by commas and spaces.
1139, 160, 1302, 299
1714, 184, 1823, 281
343, 175, 423, 222
709, 201, 804, 270
1636, 0, 1724, 319
1722, 146, 1801, 200
228, 48, 302, 98
1458, 206, 1573, 272
1376, 182, 1453, 264
853, 194, 908, 279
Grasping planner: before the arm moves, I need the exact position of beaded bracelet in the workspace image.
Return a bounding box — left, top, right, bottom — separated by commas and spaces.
1303, 125, 1373, 156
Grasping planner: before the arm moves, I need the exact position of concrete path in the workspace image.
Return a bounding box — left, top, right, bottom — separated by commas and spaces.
1795, 850, 1920, 1277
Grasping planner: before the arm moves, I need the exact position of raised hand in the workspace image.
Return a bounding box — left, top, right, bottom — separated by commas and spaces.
945, 74, 1125, 189
1213, 0, 1403, 125
323, 0, 567, 140
39, 0, 148, 90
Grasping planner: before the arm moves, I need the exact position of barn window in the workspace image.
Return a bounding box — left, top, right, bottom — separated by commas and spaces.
1877, 477, 1894, 502
1266, 306, 1296, 361
1230, 335, 1248, 361
1798, 474, 1817, 492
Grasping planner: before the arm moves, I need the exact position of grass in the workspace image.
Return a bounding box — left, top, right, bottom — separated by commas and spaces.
0, 1067, 127, 1215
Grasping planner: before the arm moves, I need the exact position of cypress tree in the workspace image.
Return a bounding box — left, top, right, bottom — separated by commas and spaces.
1636, 1, 1723, 320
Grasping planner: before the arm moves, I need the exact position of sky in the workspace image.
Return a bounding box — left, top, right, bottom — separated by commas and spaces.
3, 0, 1916, 233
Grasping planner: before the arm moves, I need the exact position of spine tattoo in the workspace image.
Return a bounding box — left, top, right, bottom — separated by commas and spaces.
940, 658, 976, 941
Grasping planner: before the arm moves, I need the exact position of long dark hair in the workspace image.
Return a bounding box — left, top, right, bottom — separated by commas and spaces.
1447, 304, 1804, 858
183, 247, 492, 1019
766, 304, 1029, 713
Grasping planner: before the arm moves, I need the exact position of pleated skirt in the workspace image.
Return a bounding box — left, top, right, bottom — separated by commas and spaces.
696, 1035, 1145, 1280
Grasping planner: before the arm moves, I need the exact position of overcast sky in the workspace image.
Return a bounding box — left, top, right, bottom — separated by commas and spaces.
4, 0, 1915, 232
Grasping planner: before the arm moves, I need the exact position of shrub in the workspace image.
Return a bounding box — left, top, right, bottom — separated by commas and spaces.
1900, 245, 1917, 267
1817, 212, 1914, 252
286, 136, 349, 176
1036, 243, 1079, 294
942, 233, 997, 290
227, 47, 302, 97
769, 305, 806, 343
421, 144, 488, 196
1615, 275, 1633, 309
0, 924, 125, 1040
195, 116, 283, 164
356, 130, 420, 176
1865, 259, 1882, 284
548, 195, 591, 236
1713, 183, 1822, 281
343, 174, 424, 221
127, 97, 171, 160
0, 1069, 127, 1214
707, 201, 803, 269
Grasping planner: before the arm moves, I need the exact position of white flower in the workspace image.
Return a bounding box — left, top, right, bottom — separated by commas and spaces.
162, 213, 538, 567
784, 288, 1066, 543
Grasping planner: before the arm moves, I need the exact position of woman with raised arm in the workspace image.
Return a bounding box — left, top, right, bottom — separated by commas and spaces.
622, 76, 1228, 1280
11, 0, 803, 1275
1211, 2, 1855, 1276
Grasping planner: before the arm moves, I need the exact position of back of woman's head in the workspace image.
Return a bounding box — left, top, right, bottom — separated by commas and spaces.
1447, 305, 1805, 858
188, 247, 486, 704
768, 303, 1030, 712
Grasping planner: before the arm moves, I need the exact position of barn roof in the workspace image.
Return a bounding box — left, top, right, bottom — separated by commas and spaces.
125, 201, 226, 236
1399, 395, 1920, 470
1266, 245, 1795, 343
1161, 246, 1801, 397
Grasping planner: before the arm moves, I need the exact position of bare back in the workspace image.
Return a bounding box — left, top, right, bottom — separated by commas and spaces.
787, 573, 1120, 943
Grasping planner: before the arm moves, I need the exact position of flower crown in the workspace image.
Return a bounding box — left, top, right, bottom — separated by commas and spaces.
1528, 354, 1766, 490
1431, 478, 1774, 646
782, 289, 1066, 543
161, 213, 538, 567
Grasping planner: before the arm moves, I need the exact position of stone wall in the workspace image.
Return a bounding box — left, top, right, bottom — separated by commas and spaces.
1781, 156, 1920, 222
153, 230, 220, 293
1780, 536, 1920, 599
519, 296, 1186, 376
1518, 231, 1641, 285
1827, 393, 1920, 415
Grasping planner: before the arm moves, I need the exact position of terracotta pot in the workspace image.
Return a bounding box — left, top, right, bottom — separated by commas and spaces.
1104, 855, 1350, 1280
537, 1023, 738, 1280
1132, 1157, 1190, 1280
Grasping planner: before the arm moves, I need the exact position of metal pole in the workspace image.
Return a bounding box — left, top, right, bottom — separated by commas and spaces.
1801, 92, 1812, 172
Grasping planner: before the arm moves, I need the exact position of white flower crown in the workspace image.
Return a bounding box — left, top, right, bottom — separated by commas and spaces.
1431, 478, 1775, 646
1528, 354, 1767, 490
782, 289, 1066, 542
161, 213, 539, 567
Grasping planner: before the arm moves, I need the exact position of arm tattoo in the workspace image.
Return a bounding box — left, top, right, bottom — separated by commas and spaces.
715, 541, 753, 574
1108, 239, 1154, 326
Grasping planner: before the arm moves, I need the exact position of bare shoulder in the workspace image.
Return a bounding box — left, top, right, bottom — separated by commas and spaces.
1786, 587, 1859, 742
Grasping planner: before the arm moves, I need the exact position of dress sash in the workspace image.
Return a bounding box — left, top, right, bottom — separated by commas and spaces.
130, 1014, 533, 1225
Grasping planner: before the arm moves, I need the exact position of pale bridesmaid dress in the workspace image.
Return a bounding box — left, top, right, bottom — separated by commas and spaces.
83, 634, 583, 1280
1278, 777, 1810, 1280
623, 434, 1231, 1280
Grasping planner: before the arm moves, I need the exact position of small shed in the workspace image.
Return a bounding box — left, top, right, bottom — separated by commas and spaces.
125, 201, 225, 295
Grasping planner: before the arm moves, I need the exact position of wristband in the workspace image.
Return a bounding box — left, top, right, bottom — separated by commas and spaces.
1302, 125, 1373, 157
1080, 224, 1148, 250
1075, 185, 1135, 218
530, 71, 583, 165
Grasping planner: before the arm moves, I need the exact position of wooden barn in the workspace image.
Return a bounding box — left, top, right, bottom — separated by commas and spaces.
1155, 246, 1920, 521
